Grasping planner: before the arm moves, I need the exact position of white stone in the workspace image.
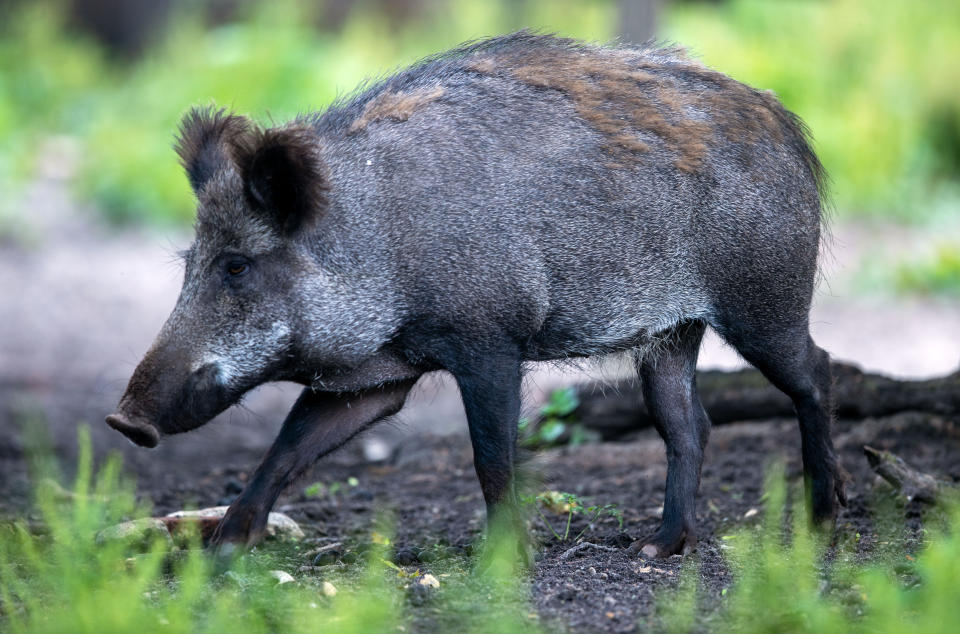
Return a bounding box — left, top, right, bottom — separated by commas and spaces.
270, 570, 296, 585
418, 574, 440, 588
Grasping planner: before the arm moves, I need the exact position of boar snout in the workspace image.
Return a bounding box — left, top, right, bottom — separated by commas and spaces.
105, 411, 160, 448
106, 357, 240, 447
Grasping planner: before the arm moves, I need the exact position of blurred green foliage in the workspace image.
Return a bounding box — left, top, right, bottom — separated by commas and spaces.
895, 244, 960, 296
1, 0, 958, 228
665, 0, 960, 221
0, 0, 615, 226
518, 386, 599, 449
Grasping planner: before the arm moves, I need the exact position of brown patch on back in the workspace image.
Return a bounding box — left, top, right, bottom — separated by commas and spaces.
465, 57, 496, 74
350, 85, 445, 133
467, 45, 793, 173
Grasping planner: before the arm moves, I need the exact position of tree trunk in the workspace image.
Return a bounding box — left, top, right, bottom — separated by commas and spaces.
617, 0, 664, 44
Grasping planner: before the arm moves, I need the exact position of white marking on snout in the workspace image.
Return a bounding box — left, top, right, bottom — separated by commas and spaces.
192, 321, 292, 387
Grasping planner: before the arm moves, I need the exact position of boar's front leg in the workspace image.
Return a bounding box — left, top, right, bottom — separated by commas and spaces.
447, 346, 526, 546
210, 379, 417, 548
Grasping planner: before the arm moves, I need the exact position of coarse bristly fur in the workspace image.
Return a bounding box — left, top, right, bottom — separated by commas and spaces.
174, 105, 251, 194
228, 124, 331, 234
111, 31, 845, 558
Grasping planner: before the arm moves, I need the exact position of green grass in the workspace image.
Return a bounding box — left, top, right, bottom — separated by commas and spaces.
3, 431, 960, 633
654, 464, 960, 633
0, 427, 537, 634
1, 0, 958, 231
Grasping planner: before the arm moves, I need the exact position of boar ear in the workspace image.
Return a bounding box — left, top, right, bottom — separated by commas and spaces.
174, 106, 251, 193
229, 125, 329, 234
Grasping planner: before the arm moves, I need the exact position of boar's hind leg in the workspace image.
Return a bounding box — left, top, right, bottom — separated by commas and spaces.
631, 320, 710, 559
448, 347, 524, 537
716, 320, 846, 525
721, 321, 847, 525
209, 379, 417, 549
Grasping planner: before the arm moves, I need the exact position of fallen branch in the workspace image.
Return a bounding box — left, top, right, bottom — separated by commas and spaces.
573, 362, 960, 439
863, 446, 944, 504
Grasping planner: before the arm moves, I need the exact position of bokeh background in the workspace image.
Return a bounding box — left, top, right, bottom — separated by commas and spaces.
4, 0, 960, 227
1, 0, 958, 471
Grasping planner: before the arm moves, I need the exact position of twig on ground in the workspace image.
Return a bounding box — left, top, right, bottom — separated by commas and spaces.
558, 541, 617, 561
863, 445, 944, 504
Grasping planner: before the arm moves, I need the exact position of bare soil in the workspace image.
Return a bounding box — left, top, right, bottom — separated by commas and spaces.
2, 379, 958, 631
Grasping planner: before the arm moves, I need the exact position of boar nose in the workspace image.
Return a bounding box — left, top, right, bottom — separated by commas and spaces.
105, 412, 160, 448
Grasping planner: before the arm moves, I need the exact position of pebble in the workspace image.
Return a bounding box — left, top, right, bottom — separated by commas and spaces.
418, 574, 440, 588
269, 570, 295, 585
744, 508, 759, 519
164, 506, 304, 541
362, 437, 392, 462
321, 581, 338, 597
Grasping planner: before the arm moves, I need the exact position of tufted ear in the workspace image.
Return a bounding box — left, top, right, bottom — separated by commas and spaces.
174, 106, 251, 193
228, 125, 329, 234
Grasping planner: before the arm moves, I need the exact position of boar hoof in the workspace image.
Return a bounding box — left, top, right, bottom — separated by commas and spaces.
105, 413, 159, 448
640, 543, 660, 558
628, 533, 696, 559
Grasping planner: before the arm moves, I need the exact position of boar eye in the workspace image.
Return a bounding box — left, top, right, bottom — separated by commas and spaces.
225, 258, 249, 277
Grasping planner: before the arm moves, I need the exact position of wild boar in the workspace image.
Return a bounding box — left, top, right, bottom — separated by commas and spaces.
106, 31, 845, 558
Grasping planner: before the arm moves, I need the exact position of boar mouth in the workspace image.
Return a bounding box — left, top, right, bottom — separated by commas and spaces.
105, 412, 160, 448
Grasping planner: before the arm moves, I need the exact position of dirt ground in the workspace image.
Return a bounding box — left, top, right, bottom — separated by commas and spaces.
3, 395, 958, 631
1, 173, 959, 630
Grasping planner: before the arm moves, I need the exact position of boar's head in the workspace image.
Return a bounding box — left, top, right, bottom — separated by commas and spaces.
106, 106, 372, 447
